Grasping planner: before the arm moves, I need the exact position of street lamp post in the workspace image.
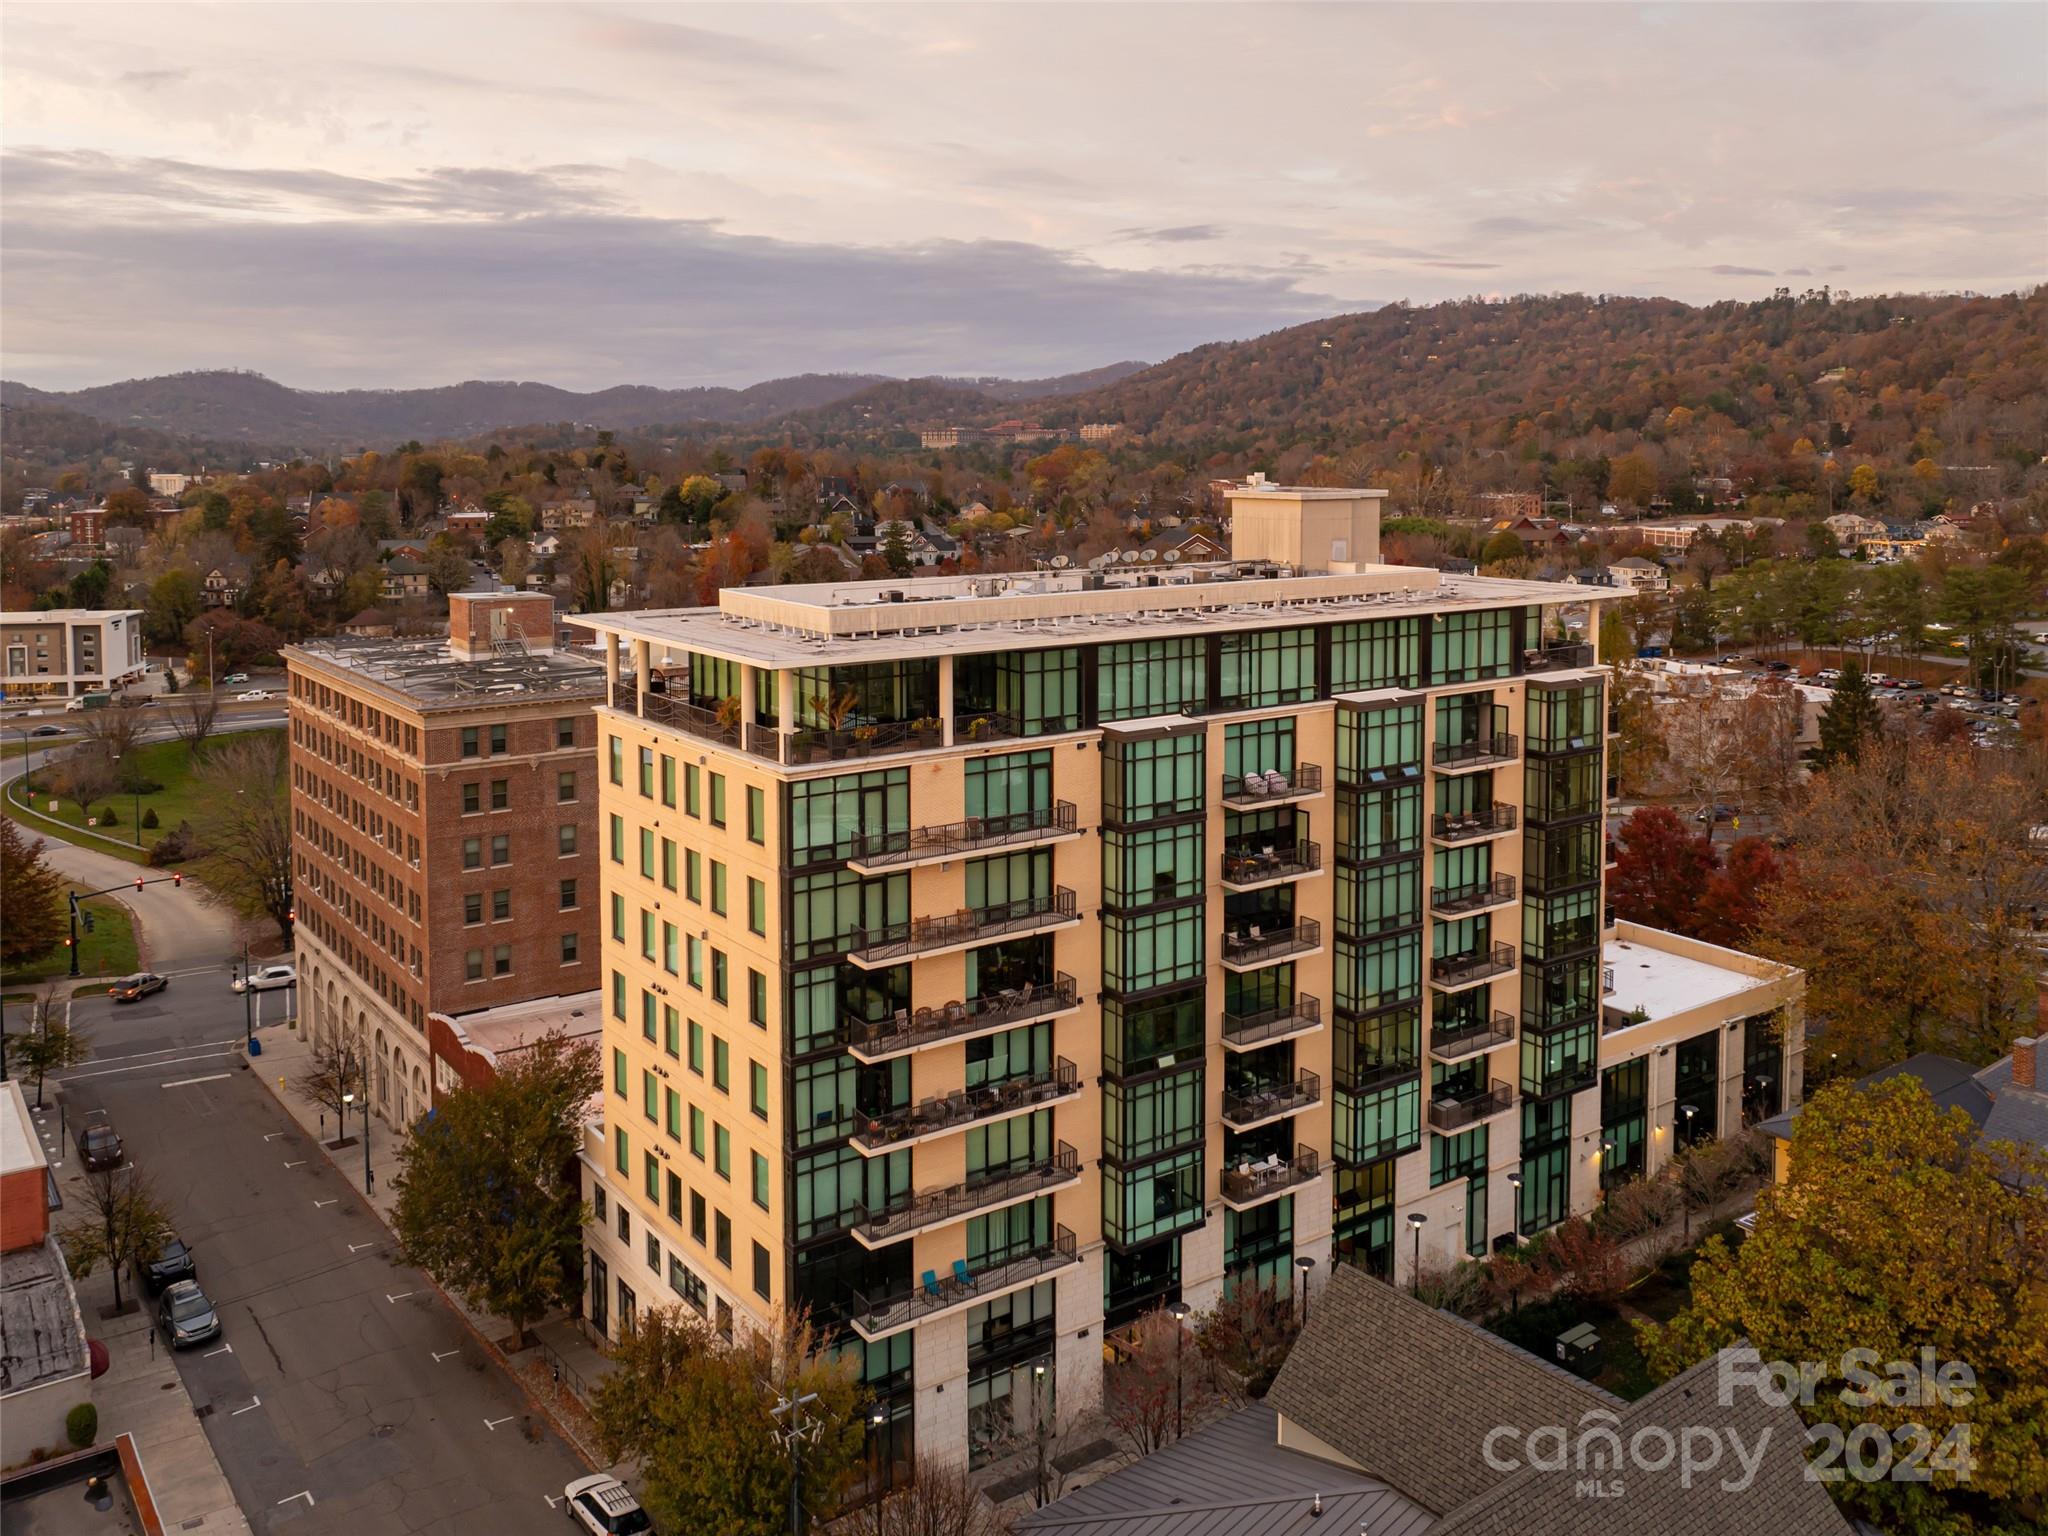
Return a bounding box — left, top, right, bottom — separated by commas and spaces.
1679, 1105, 1698, 1241
1407, 1212, 1428, 1296
866, 1405, 886, 1504
1166, 1299, 1191, 1439
238, 944, 253, 1050
1031, 1362, 1049, 1508
1293, 1254, 1315, 1328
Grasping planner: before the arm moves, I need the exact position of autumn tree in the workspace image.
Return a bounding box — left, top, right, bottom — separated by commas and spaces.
0, 820, 67, 965
1728, 676, 1803, 811
391, 1031, 597, 1348
590, 1305, 866, 1535
1815, 660, 1882, 768
163, 688, 221, 753
1603, 646, 1666, 796
1638, 1078, 2048, 1536
1663, 680, 1744, 825
1104, 1304, 1220, 1459
1607, 807, 1719, 933
841, 1456, 1009, 1536
62, 1165, 173, 1314
188, 733, 294, 942
1196, 1279, 1301, 1401
1607, 451, 1657, 507
1691, 837, 1783, 948
293, 1036, 365, 1142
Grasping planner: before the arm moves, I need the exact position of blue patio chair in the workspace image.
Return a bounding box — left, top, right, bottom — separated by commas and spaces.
921, 1269, 942, 1299
952, 1259, 975, 1291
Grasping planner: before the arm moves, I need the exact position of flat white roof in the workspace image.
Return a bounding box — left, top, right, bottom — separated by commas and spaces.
1603, 933, 1783, 1025
435, 990, 603, 1066
0, 608, 143, 625
1, 1081, 45, 1177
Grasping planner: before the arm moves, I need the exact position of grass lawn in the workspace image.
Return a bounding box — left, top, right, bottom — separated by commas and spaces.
9, 730, 283, 852
0, 884, 141, 986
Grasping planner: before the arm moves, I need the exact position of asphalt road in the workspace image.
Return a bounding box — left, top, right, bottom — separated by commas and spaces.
10, 747, 595, 1536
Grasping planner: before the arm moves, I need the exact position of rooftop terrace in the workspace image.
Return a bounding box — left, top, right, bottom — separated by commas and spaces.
284, 634, 606, 710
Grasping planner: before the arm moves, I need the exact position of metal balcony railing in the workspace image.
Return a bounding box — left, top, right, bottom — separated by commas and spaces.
1429, 1010, 1516, 1060
850, 1060, 1080, 1150
1221, 919, 1323, 968
847, 1225, 1079, 1339
1221, 1070, 1322, 1129
841, 975, 1080, 1061
1221, 994, 1322, 1049
1220, 763, 1324, 809
1430, 803, 1517, 843
1428, 1079, 1515, 1132
1524, 1059, 1598, 1100
847, 802, 1077, 870
1221, 841, 1322, 888
849, 888, 1078, 964
849, 1144, 1080, 1246
1433, 733, 1519, 769
1220, 1147, 1321, 1207
953, 711, 1025, 744
1431, 873, 1518, 916
1523, 642, 1595, 673
786, 718, 946, 766
1430, 942, 1518, 989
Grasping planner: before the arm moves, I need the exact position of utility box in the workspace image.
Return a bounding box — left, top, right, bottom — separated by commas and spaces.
1556, 1323, 1603, 1376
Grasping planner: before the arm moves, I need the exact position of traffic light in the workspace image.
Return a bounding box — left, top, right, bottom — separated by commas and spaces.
82, 911, 96, 933
135, 877, 144, 891
172, 872, 183, 888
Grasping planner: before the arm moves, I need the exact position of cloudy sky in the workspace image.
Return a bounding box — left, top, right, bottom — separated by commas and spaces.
4, 2, 2043, 391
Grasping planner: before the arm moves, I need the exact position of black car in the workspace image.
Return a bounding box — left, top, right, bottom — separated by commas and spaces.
156, 1280, 222, 1349
30, 724, 64, 737
78, 1123, 124, 1171
110, 972, 168, 1003
142, 1235, 196, 1294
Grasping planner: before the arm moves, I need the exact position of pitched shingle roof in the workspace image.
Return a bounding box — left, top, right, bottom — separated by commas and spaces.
1264, 1265, 1613, 1515
1426, 1355, 1853, 1536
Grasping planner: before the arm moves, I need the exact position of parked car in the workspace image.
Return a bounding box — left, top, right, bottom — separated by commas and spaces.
109, 972, 169, 1002
1764, 660, 1794, 673
78, 1123, 124, 1171
1693, 804, 1738, 823
156, 1280, 222, 1349
235, 690, 275, 703
220, 672, 250, 685
232, 963, 296, 994
1718, 656, 1745, 666
141, 1235, 196, 1294
1894, 678, 1923, 691
563, 1475, 651, 1535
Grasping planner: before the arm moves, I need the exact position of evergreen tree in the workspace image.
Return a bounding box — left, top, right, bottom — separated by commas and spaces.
0, 820, 68, 965
1815, 660, 1882, 767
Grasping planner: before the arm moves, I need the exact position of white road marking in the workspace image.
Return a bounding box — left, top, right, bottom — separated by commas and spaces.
484, 1415, 517, 1431
313, 1198, 337, 1209
162, 1073, 231, 1089
277, 1490, 315, 1508
544, 1494, 561, 1509
70, 1038, 242, 1066
263, 1131, 287, 1142
59, 1048, 240, 1081
349, 1242, 378, 1254
203, 1343, 233, 1358
431, 1348, 460, 1362
231, 1396, 262, 1416
283, 1160, 306, 1169
385, 1291, 413, 1303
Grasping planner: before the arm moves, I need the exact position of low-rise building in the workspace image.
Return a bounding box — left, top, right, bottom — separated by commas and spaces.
0, 1081, 92, 1468
427, 989, 604, 1104
0, 607, 146, 699
1605, 556, 1668, 593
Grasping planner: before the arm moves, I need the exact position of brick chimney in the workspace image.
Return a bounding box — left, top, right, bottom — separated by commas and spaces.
2013, 1037, 2038, 1093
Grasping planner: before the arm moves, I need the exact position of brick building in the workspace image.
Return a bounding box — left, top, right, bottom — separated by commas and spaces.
284, 593, 606, 1128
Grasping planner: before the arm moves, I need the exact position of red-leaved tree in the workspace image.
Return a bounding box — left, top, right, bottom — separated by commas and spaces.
1608, 807, 1721, 934
1693, 837, 1784, 948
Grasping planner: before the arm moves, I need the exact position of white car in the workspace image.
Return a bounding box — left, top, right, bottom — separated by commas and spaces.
220, 673, 250, 686
232, 964, 296, 994
563, 1475, 650, 1534
236, 690, 275, 703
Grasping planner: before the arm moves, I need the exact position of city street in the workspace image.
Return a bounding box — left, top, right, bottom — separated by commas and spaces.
53, 981, 592, 1534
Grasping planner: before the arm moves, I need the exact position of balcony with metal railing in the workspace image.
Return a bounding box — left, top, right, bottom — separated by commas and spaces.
1430, 942, 1518, 992
785, 718, 947, 766
845, 802, 1079, 874
846, 1225, 1079, 1341
1220, 919, 1323, 972
1522, 642, 1595, 673
848, 1059, 1081, 1154
1220, 839, 1323, 892
1427, 1079, 1515, 1133
1430, 873, 1518, 917
1433, 733, 1519, 773
1523, 1058, 1598, 1100
842, 975, 1081, 1063
1220, 763, 1325, 810
1220, 1147, 1322, 1211
1430, 803, 1518, 844
847, 1144, 1081, 1248
1221, 994, 1323, 1052
1428, 1009, 1516, 1063
1220, 1070, 1322, 1131
847, 888, 1078, 968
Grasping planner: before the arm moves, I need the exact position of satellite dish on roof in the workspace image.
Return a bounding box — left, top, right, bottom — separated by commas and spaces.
1051, 554, 1071, 568
1106, 549, 1124, 563
1163, 549, 1181, 563
1140, 548, 1158, 562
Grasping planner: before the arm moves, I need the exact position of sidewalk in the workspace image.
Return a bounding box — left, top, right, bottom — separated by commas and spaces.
247, 1022, 615, 1469
35, 1097, 250, 1534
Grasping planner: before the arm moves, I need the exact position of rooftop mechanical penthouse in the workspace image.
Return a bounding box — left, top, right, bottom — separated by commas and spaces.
572, 480, 1803, 1486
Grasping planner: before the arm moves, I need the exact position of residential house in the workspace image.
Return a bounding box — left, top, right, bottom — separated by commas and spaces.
202, 566, 245, 609
541, 499, 599, 532
68, 506, 106, 552
1605, 555, 1668, 593
381, 556, 430, 600
446, 503, 491, 533
1823, 512, 1888, 547
1138, 526, 1228, 563
343, 608, 396, 638
1488, 514, 1571, 552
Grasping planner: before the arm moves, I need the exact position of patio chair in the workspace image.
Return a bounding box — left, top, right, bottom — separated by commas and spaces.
1263, 769, 1288, 792
1243, 772, 1265, 796
952, 1259, 975, 1290
922, 1269, 942, 1300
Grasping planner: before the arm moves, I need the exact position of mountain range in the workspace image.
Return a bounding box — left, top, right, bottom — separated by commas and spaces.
0, 361, 1148, 451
